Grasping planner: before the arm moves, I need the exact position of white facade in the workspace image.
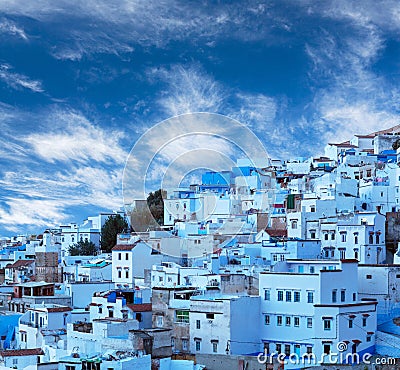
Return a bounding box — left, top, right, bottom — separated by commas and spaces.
112, 246, 135, 288
259, 260, 377, 366
189, 295, 260, 355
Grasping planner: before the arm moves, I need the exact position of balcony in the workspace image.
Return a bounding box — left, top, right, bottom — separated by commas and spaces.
20, 320, 39, 328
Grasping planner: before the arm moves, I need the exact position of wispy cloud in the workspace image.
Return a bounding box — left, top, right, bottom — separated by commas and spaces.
147, 64, 226, 116
0, 198, 69, 232
0, 107, 128, 232
0, 1, 296, 60
0, 64, 43, 92
24, 110, 127, 164
0, 18, 27, 39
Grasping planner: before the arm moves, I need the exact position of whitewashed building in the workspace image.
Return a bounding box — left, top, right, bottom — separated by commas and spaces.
260, 259, 377, 366
189, 295, 260, 356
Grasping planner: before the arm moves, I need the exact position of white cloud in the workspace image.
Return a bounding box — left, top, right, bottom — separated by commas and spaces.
0, 18, 27, 39
24, 110, 127, 164
321, 103, 400, 143
0, 107, 129, 233
233, 93, 277, 131
0, 0, 297, 60
0, 198, 69, 231
147, 65, 225, 117
0, 64, 44, 92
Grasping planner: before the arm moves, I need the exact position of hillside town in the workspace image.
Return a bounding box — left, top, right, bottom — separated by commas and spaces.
2, 125, 400, 370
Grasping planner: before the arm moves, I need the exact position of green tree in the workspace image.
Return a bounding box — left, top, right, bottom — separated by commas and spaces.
147, 189, 166, 226
68, 240, 98, 256
393, 138, 400, 151
100, 214, 128, 253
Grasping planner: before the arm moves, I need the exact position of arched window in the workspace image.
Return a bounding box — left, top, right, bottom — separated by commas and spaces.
369, 234, 373, 244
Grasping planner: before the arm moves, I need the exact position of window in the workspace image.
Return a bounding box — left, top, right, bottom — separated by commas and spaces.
276, 344, 282, 353
125, 270, 129, 279
366, 335, 371, 342
206, 313, 214, 320
353, 293, 357, 301
310, 206, 316, 212
340, 249, 346, 259
306, 346, 312, 354
175, 310, 189, 323
66, 366, 75, 370
349, 320, 353, 328
125, 253, 129, 260
284, 344, 291, 356
277, 290, 284, 301
285, 316, 291, 326
286, 291, 292, 302
332, 290, 337, 303
182, 339, 188, 351
171, 337, 175, 349
118, 253, 121, 260
324, 320, 331, 331
98, 307, 102, 314
156, 315, 163, 327
108, 309, 114, 318
294, 317, 300, 327
307, 318, 313, 328
354, 235, 358, 244
196, 320, 201, 329
310, 266, 315, 273
264, 289, 271, 301
331, 233, 335, 240
310, 231, 316, 239
323, 344, 330, 354
212, 342, 218, 353
324, 233, 329, 240
362, 317, 367, 327
265, 315, 270, 325
294, 291, 300, 302
341, 232, 347, 242
354, 250, 359, 260
291, 220, 298, 229
366, 274, 372, 279
341, 290, 346, 302
376, 234, 380, 244
369, 234, 373, 244
195, 340, 201, 351
277, 316, 283, 326
307, 291, 314, 303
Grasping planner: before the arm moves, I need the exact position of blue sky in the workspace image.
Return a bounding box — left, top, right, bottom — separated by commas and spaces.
0, 0, 399, 235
